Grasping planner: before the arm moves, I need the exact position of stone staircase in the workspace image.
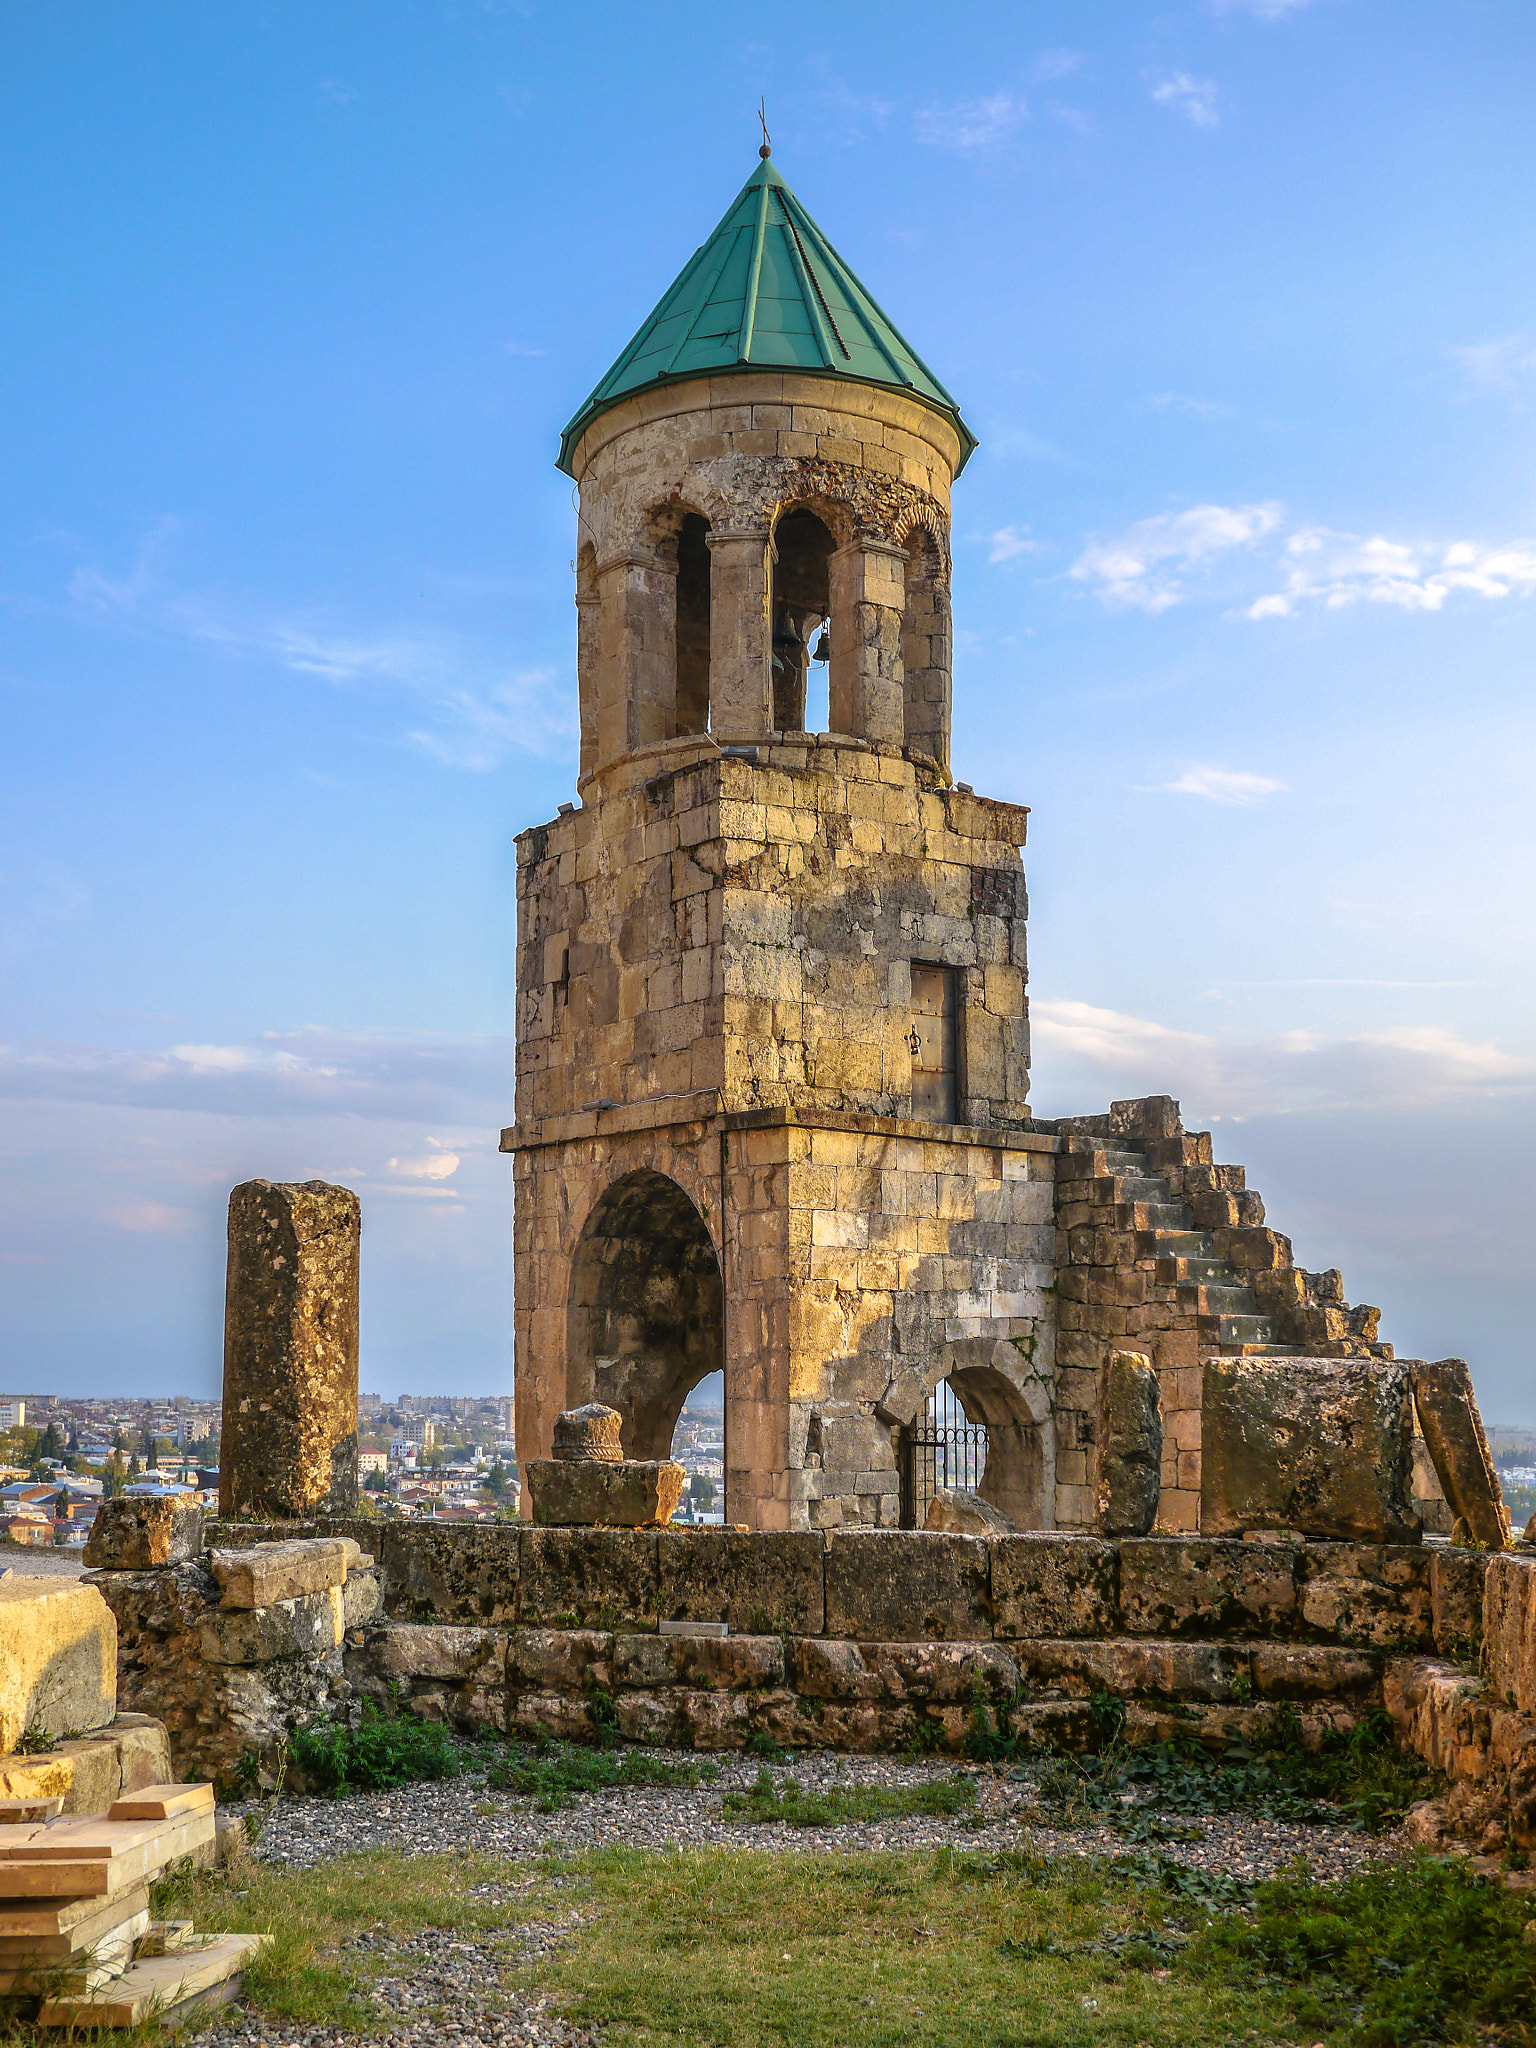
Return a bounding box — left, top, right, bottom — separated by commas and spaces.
1053, 1101, 1391, 1361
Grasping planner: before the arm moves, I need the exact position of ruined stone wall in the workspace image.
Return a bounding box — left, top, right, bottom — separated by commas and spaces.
95, 1522, 1492, 1789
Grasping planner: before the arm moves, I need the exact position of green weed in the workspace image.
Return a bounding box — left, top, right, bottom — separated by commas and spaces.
291, 1700, 463, 1796
485, 1740, 715, 1812
721, 1766, 976, 1827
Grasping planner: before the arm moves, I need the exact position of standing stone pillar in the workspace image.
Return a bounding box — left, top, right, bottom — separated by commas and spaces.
595, 549, 676, 761
829, 538, 906, 744
220, 1180, 360, 1522
707, 528, 772, 740
575, 585, 602, 781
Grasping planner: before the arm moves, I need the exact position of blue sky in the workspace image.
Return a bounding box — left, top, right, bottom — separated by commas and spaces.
3, 0, 1534, 1421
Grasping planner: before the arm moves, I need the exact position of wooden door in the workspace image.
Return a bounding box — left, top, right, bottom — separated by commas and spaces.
909, 964, 957, 1122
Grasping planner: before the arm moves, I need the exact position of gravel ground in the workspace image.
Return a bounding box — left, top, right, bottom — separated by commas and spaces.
240, 1746, 1400, 1885
186, 1749, 1404, 2048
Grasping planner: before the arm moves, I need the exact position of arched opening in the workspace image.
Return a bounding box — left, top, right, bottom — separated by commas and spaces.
901, 526, 950, 772
566, 1170, 724, 1463
675, 512, 711, 736
900, 1364, 1046, 1529
575, 540, 600, 780
770, 507, 835, 733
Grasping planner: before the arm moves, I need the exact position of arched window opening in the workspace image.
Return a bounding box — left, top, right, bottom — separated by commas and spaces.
899, 1365, 1046, 1529
901, 527, 950, 772
770, 508, 835, 733
669, 1369, 724, 1524
675, 513, 711, 736
566, 1170, 724, 1464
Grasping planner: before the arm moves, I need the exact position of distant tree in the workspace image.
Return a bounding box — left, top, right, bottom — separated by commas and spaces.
112, 1429, 125, 1456
102, 1456, 127, 1500
127, 1454, 141, 1480
141, 1429, 156, 1468
484, 1459, 507, 1499
67, 1427, 79, 1452
55, 1487, 70, 1521
40, 1422, 63, 1461
29, 1461, 50, 1484
364, 1469, 388, 1493
690, 1473, 717, 1511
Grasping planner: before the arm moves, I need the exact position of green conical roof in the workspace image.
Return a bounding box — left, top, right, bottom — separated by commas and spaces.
557, 157, 977, 477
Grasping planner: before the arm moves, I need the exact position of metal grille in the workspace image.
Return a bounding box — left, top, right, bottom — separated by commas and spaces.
901, 1378, 989, 1528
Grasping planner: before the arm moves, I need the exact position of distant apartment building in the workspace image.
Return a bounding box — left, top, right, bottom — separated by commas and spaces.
0, 1400, 25, 1431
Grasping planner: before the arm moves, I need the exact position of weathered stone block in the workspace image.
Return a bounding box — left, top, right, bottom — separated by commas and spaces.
83, 1497, 205, 1571
1119, 1538, 1298, 1639
551, 1404, 624, 1461
198, 1587, 344, 1666
220, 1179, 360, 1521
505, 1628, 613, 1692
656, 1529, 825, 1633
823, 1531, 990, 1640
341, 1569, 382, 1632
0, 1578, 117, 1751
924, 1490, 1013, 1534
1430, 1545, 1487, 1654
992, 1534, 1119, 1639
209, 1538, 349, 1610
0, 1715, 171, 1814
1095, 1350, 1161, 1537
374, 1524, 519, 1624
517, 1528, 660, 1629
791, 1637, 1022, 1704
371, 1624, 507, 1685
527, 1458, 685, 1527
1485, 1553, 1536, 1715
1248, 1645, 1381, 1701
1200, 1357, 1420, 1543
611, 1632, 785, 1692
1297, 1544, 1434, 1649
1411, 1358, 1510, 1552
1017, 1638, 1240, 1702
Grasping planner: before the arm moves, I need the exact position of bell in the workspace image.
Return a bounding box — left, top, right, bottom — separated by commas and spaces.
812, 630, 830, 663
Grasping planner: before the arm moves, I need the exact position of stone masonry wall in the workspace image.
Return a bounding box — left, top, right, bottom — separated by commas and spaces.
96, 1522, 1493, 1790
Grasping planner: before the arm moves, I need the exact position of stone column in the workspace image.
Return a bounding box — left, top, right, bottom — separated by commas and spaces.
575, 587, 602, 781
707, 528, 772, 741
594, 549, 677, 763
901, 540, 951, 772
829, 538, 906, 744
220, 1180, 360, 1522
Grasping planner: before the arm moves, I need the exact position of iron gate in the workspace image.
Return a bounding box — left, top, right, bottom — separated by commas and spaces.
900, 1378, 989, 1528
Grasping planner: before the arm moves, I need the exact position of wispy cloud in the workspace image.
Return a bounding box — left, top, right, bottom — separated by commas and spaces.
1033, 999, 1536, 1117
1149, 391, 1233, 419
1451, 335, 1536, 398
0, 1030, 506, 1124
915, 91, 1028, 151
1151, 73, 1220, 128
1158, 766, 1285, 805
1211, 0, 1321, 17
1029, 51, 1087, 83
105, 1200, 195, 1234
1070, 501, 1282, 610
68, 525, 576, 768
1245, 529, 1536, 617
318, 80, 358, 105
987, 526, 1040, 565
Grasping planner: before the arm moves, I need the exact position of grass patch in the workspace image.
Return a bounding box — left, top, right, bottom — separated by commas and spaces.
290, 1700, 464, 1795
528, 1842, 1296, 2045
1191, 1851, 1536, 2047
485, 1740, 716, 1812
720, 1766, 977, 1827
1030, 1708, 1441, 1838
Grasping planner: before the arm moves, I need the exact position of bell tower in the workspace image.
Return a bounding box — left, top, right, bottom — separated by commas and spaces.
503, 152, 1055, 1531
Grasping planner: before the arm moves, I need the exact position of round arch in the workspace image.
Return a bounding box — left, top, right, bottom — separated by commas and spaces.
886, 1335, 1054, 1530
566, 1169, 724, 1462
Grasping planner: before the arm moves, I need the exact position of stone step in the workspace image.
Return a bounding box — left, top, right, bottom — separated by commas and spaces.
1118, 1202, 1192, 1231
1197, 1312, 1278, 1345
1178, 1283, 1260, 1316
1156, 1256, 1227, 1284
1139, 1229, 1215, 1259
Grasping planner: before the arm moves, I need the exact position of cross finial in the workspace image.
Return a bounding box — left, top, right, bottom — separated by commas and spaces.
758, 98, 771, 159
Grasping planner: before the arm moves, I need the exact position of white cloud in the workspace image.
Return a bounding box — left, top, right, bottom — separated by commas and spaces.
318, 80, 358, 105
987, 526, 1039, 564
1032, 999, 1536, 1117
1070, 501, 1282, 610
1151, 73, 1220, 128
387, 1142, 461, 1181
915, 92, 1028, 151
1244, 528, 1536, 617
1029, 51, 1087, 83
1159, 766, 1286, 805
